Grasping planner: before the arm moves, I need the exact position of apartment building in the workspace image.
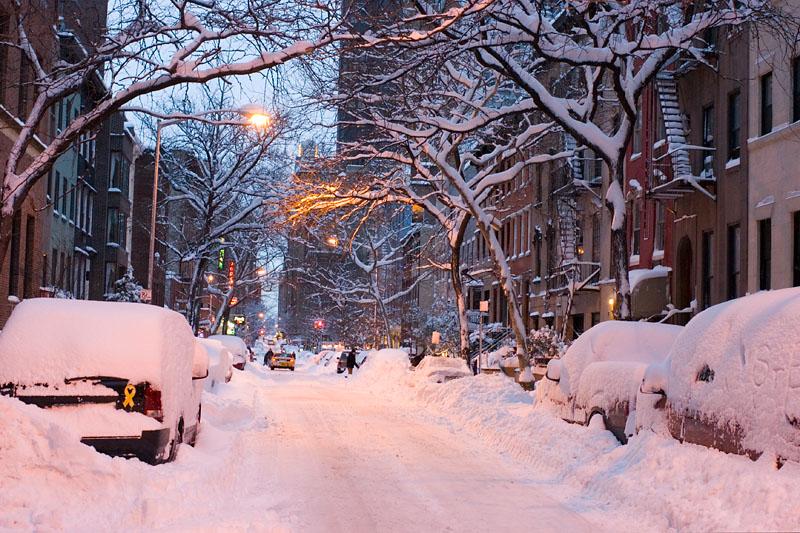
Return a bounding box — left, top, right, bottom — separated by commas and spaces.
746, 15, 800, 293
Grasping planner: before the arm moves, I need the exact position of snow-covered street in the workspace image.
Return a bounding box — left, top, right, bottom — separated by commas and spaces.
4, 352, 800, 532
256, 371, 604, 532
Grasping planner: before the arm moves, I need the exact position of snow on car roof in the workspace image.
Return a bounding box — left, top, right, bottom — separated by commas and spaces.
558, 321, 683, 395
208, 335, 247, 356
665, 287, 800, 459
0, 298, 195, 386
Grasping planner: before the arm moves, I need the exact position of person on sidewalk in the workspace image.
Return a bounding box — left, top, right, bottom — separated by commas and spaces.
346, 348, 360, 376
264, 349, 274, 366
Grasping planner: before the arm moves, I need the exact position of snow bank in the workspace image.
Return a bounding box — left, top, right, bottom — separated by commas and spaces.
352, 349, 411, 391
352, 367, 800, 531
0, 373, 287, 531
664, 287, 800, 462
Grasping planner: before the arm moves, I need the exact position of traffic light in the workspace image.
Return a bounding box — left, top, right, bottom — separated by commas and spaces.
314, 320, 325, 329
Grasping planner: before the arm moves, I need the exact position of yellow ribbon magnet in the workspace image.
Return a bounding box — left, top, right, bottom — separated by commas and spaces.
123, 384, 136, 408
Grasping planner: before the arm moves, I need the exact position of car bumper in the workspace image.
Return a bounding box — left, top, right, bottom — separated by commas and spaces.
81, 427, 171, 465
273, 362, 294, 368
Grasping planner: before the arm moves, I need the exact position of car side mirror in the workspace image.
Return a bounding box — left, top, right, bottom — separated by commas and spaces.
545, 359, 561, 382
640, 363, 668, 395
192, 343, 210, 380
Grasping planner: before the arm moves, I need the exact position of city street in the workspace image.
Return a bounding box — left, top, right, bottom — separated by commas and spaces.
254, 370, 611, 532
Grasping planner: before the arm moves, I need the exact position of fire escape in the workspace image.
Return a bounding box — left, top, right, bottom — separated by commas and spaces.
649, 67, 716, 200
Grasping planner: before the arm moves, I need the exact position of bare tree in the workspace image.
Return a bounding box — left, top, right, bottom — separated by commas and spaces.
0, 0, 346, 272
155, 89, 289, 331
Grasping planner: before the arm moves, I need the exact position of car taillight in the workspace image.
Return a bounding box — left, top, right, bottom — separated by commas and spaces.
144, 387, 164, 422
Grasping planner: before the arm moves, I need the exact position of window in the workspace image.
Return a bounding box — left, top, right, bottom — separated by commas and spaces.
69, 184, 75, 223
87, 193, 94, 235
23, 215, 34, 298
795, 212, 800, 287
758, 218, 771, 290
654, 202, 665, 252
104, 262, 116, 294
46, 171, 52, 201
17, 53, 30, 118
61, 179, 67, 215
592, 213, 601, 263
633, 107, 642, 155
702, 231, 714, 309
8, 211, 20, 296
702, 105, 714, 147
50, 248, 57, 287
761, 72, 773, 136
107, 207, 119, 244
631, 205, 641, 256
794, 58, 800, 123
727, 224, 741, 300
0, 11, 8, 104
120, 213, 128, 249
53, 172, 61, 213
728, 90, 740, 160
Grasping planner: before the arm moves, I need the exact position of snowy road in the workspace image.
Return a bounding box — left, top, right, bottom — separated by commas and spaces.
257, 371, 601, 532
9, 354, 799, 532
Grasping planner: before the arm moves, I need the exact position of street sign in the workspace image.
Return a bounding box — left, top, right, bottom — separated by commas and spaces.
233, 315, 246, 325
431, 331, 440, 345
140, 289, 152, 302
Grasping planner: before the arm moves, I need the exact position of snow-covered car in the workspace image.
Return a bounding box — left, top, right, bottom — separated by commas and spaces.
0, 299, 208, 464
198, 338, 233, 390
414, 356, 472, 383
337, 353, 348, 373
209, 334, 248, 370
639, 287, 800, 465
269, 351, 295, 371
538, 321, 682, 443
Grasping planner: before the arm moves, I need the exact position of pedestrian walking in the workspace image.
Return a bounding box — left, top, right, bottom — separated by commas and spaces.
264, 348, 274, 366
346, 348, 359, 376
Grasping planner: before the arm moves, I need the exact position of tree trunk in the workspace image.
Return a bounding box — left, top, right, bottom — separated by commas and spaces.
0, 213, 12, 283
478, 224, 531, 381
186, 258, 208, 331
450, 215, 471, 360
610, 163, 632, 320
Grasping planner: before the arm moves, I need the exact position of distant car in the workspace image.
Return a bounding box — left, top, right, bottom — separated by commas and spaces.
198, 338, 233, 390
414, 356, 472, 383
270, 352, 295, 371
0, 299, 208, 464
209, 335, 248, 370
639, 287, 800, 465
537, 321, 682, 443
337, 353, 348, 373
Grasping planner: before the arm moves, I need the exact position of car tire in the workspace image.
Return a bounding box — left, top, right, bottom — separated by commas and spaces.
290, 367, 295, 371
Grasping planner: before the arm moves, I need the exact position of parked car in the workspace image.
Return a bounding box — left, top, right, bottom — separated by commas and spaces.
0, 299, 208, 464
269, 351, 295, 371
209, 334, 248, 370
198, 338, 233, 390
336, 353, 348, 373
538, 321, 682, 443
639, 287, 800, 465
414, 356, 472, 383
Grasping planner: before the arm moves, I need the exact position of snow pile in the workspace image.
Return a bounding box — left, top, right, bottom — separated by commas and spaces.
356, 369, 800, 531
629, 265, 671, 293
352, 349, 411, 392
483, 345, 515, 369
412, 356, 471, 384
0, 372, 288, 531
663, 287, 800, 462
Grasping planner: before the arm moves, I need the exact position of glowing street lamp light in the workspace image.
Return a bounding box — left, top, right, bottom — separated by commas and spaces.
256, 267, 267, 277
207, 274, 215, 283
146, 106, 270, 300
327, 237, 338, 247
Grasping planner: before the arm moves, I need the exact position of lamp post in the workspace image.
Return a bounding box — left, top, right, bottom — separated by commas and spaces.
145, 108, 269, 301
478, 300, 489, 374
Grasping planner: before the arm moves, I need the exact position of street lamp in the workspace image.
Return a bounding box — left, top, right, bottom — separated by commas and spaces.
327, 237, 338, 246
146, 107, 269, 299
